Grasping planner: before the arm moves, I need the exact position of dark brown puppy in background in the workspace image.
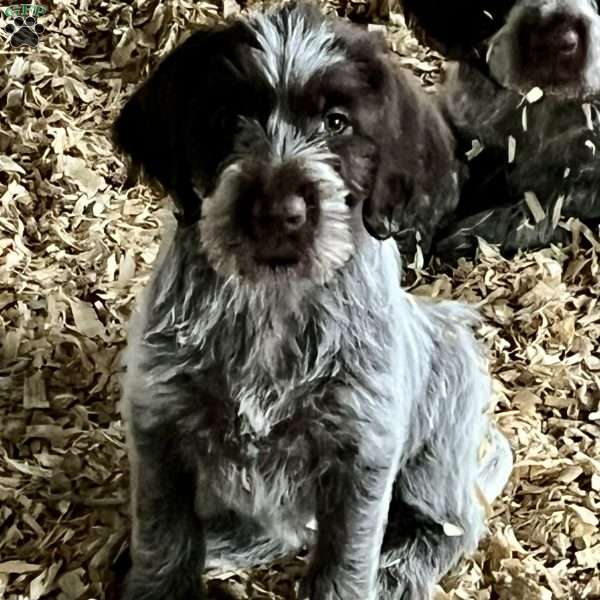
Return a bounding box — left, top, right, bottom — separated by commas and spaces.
398, 0, 600, 259
113, 3, 512, 599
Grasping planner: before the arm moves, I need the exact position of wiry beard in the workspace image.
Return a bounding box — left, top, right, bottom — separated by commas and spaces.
199, 149, 354, 286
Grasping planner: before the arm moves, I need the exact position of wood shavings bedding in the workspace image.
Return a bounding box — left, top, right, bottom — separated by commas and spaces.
0, 1, 598, 598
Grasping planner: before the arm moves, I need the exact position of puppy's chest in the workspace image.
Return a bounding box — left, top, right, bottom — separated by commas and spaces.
190, 319, 354, 464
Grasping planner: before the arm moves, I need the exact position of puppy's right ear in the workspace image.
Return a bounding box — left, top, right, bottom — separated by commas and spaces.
113, 22, 249, 223
360, 53, 463, 258
399, 0, 513, 60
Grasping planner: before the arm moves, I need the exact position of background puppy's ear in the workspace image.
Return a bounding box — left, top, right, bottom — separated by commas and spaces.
361, 51, 463, 257
113, 22, 251, 223
398, 0, 513, 60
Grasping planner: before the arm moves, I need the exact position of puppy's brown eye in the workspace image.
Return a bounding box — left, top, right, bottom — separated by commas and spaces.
324, 111, 352, 135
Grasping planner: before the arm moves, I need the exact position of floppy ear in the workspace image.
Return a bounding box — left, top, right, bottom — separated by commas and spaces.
113, 22, 251, 223
361, 49, 463, 257
399, 0, 513, 61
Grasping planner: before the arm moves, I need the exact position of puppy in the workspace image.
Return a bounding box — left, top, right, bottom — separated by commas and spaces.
400, 0, 600, 258
114, 4, 512, 599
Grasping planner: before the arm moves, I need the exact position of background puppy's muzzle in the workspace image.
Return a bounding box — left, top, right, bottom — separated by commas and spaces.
518, 12, 587, 84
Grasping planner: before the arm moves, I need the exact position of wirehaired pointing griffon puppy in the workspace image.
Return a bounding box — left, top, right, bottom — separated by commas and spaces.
114, 4, 512, 599
399, 0, 600, 258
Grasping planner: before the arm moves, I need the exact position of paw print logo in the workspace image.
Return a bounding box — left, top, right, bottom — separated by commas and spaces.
4, 15, 44, 48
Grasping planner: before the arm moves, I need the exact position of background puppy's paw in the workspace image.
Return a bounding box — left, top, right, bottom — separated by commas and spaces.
434, 232, 477, 262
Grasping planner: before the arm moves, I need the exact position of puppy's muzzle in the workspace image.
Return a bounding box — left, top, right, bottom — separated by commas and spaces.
518, 12, 587, 85
236, 165, 320, 266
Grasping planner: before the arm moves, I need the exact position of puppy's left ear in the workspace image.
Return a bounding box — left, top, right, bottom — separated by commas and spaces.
361, 49, 462, 256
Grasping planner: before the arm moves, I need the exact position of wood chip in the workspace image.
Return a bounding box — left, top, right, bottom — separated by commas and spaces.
508, 135, 517, 163
443, 522, 466, 537
582, 103, 594, 130
23, 371, 49, 409
526, 86, 544, 103
524, 191, 546, 223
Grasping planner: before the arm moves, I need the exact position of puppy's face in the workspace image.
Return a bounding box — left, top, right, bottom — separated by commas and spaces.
488, 0, 600, 96
114, 4, 411, 283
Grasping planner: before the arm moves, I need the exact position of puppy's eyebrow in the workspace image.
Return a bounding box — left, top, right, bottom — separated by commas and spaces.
313, 63, 378, 106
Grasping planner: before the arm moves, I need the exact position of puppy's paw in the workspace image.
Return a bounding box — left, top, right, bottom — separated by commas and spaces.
104, 545, 131, 600
378, 568, 435, 600
121, 571, 206, 600
399, 581, 434, 600
433, 229, 477, 262
121, 587, 204, 600
297, 575, 360, 600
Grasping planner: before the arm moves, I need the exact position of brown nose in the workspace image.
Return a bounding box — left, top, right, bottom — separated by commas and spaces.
520, 14, 586, 83
526, 19, 581, 56
252, 194, 307, 233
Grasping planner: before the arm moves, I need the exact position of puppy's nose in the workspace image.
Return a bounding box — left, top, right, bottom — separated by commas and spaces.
526, 19, 581, 57
519, 14, 587, 85
253, 194, 307, 233
278, 194, 307, 231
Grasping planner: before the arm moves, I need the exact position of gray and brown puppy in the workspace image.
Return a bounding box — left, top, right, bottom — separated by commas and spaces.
400, 0, 600, 258
114, 3, 512, 599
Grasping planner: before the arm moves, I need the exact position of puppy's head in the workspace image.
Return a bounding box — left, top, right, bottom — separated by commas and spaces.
114, 3, 455, 282
401, 0, 600, 97
489, 0, 600, 96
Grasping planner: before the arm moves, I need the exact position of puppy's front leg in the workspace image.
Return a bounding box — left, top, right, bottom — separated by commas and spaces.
300, 412, 399, 600
123, 424, 206, 600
